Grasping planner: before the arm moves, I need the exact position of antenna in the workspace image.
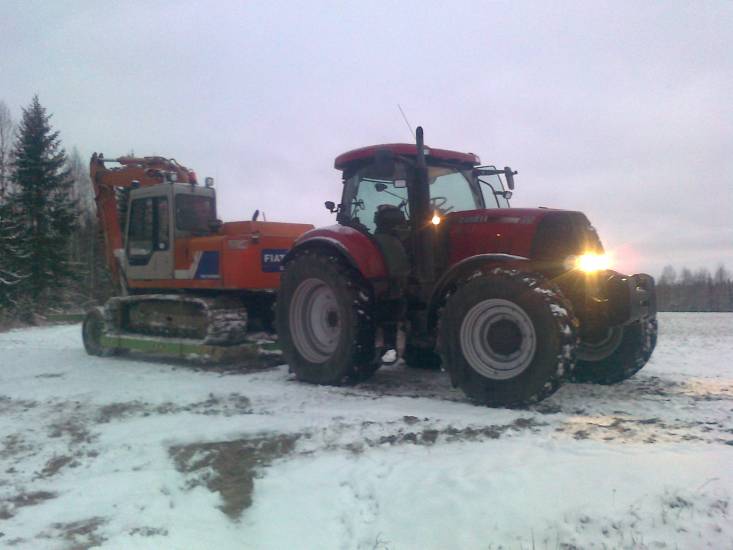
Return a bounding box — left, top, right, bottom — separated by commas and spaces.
397, 104, 415, 139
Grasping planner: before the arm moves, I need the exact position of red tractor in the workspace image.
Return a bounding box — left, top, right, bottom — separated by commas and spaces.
277, 127, 657, 407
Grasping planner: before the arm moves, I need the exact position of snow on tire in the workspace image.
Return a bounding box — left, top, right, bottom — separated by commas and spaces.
439, 268, 578, 407
276, 251, 379, 385
572, 315, 658, 385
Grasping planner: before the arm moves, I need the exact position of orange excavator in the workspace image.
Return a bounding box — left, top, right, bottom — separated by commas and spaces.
81, 154, 313, 361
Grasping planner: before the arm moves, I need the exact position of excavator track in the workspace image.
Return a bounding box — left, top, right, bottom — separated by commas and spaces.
89, 294, 278, 364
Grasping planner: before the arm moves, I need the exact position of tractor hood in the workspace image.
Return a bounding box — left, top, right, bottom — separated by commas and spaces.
443, 207, 604, 273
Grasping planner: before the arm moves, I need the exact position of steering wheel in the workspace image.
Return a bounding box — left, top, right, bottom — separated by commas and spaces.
430, 196, 453, 213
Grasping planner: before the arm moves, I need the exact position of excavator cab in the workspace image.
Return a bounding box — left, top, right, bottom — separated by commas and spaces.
124, 184, 216, 280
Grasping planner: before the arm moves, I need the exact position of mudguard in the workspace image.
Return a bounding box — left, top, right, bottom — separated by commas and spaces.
283, 225, 388, 281
427, 253, 531, 329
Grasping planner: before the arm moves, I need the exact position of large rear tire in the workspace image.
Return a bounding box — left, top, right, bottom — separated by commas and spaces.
571, 316, 657, 384
439, 269, 578, 407
276, 251, 378, 385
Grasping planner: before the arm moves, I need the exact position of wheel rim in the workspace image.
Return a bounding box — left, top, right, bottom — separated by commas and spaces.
459, 298, 536, 380
577, 326, 623, 361
289, 278, 341, 363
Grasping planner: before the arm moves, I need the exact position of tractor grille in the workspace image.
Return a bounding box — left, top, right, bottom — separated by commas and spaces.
530, 212, 603, 276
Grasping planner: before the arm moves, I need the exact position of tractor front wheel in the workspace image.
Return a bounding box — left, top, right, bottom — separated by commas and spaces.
572, 316, 657, 384
277, 252, 378, 385
439, 269, 577, 407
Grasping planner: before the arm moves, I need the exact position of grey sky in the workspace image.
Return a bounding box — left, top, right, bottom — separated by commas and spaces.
2, 0, 731, 276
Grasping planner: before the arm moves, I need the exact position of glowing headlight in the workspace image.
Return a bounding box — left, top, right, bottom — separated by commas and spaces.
564, 253, 610, 273
431, 212, 441, 225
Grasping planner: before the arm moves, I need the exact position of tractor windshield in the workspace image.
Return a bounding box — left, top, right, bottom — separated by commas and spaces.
428, 166, 482, 214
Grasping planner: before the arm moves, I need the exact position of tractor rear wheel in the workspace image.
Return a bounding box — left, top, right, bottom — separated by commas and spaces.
439, 269, 577, 407
277, 251, 379, 385
571, 316, 657, 384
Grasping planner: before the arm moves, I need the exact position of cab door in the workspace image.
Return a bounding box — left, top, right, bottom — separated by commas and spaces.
124, 190, 174, 280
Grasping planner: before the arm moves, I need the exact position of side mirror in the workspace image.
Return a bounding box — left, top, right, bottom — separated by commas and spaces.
325, 201, 337, 213
374, 183, 387, 192
252, 209, 260, 222
503, 167, 517, 190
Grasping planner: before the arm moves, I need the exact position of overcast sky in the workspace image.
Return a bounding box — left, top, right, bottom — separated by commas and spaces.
2, 0, 731, 276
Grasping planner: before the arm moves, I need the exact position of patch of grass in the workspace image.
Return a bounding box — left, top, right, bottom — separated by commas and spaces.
39, 455, 76, 478
170, 433, 300, 520
0, 490, 58, 519
43, 517, 108, 550
129, 526, 169, 537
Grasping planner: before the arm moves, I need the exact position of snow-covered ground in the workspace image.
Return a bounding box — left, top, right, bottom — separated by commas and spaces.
1, 313, 732, 549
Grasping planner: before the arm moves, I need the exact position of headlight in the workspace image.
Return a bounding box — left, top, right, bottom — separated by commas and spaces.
564, 253, 610, 273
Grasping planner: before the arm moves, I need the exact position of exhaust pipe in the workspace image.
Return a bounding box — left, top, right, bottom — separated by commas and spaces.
412, 126, 435, 291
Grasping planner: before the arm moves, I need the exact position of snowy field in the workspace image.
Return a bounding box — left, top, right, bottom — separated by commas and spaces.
1, 313, 732, 549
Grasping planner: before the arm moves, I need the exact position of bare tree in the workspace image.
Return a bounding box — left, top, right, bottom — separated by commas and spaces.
659, 265, 677, 285
0, 100, 14, 200
657, 264, 732, 311
714, 264, 730, 284
67, 147, 95, 222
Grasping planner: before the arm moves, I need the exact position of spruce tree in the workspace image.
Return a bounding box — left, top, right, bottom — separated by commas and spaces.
0, 200, 30, 310
10, 95, 77, 306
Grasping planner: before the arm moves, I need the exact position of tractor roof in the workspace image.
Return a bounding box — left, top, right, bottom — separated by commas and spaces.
334, 143, 480, 170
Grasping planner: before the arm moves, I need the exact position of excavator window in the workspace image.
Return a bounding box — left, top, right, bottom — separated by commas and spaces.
175, 194, 215, 235
127, 197, 169, 264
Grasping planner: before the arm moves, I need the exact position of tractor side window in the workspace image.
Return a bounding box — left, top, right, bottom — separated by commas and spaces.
352, 178, 409, 233
349, 163, 409, 234
176, 195, 215, 234
428, 168, 482, 214
128, 198, 153, 257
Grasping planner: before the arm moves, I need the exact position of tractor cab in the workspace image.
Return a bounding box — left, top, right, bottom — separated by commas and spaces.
333, 143, 514, 235
124, 183, 217, 280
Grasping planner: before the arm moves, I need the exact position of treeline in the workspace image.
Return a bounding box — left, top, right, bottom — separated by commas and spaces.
656, 265, 733, 312
0, 96, 110, 325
